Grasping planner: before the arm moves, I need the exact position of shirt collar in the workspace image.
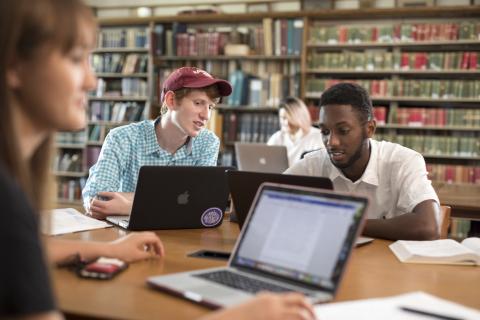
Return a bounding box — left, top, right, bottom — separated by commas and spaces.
328, 139, 379, 187
145, 117, 194, 156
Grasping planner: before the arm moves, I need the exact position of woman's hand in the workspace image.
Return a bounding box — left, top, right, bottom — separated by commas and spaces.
202, 292, 316, 320
108, 232, 165, 263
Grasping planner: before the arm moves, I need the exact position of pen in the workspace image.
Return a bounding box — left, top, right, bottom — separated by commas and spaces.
400, 306, 464, 320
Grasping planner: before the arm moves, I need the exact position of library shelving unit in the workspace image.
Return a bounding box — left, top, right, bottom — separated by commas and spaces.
69, 6, 479, 236
302, 6, 480, 236
54, 24, 153, 208
146, 12, 306, 164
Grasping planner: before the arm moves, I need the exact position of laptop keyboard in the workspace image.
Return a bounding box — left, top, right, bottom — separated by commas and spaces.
194, 270, 293, 294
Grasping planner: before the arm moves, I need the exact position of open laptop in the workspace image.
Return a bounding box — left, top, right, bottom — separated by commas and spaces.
227, 171, 333, 229
234, 142, 289, 173
106, 166, 232, 230
147, 183, 369, 308
227, 171, 373, 247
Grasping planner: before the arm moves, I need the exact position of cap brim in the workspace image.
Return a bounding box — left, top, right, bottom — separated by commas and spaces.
183, 78, 232, 97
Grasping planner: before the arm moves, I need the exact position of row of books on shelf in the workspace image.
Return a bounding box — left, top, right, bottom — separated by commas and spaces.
376, 134, 479, 157
222, 112, 279, 144
97, 27, 148, 49
306, 79, 480, 99
92, 53, 148, 74
310, 21, 479, 44
89, 101, 146, 123
56, 131, 87, 146
154, 60, 300, 106
449, 219, 479, 240
93, 78, 148, 98
383, 107, 480, 127
57, 178, 86, 202
151, 19, 303, 57
427, 164, 480, 185
87, 124, 115, 143
308, 51, 479, 71
227, 70, 300, 107
53, 151, 85, 173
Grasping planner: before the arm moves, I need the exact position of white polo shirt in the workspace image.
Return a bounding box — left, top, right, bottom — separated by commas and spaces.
267, 127, 324, 166
285, 139, 439, 220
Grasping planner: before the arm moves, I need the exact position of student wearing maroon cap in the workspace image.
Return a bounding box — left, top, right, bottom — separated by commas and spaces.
83, 67, 232, 219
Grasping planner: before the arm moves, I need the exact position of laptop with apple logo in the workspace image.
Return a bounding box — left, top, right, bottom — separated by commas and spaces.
106, 166, 233, 230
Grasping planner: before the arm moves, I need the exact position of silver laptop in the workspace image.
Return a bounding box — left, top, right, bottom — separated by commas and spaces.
147, 183, 369, 308
235, 142, 289, 173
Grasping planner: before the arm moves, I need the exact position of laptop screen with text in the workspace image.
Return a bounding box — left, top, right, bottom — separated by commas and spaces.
231, 185, 366, 292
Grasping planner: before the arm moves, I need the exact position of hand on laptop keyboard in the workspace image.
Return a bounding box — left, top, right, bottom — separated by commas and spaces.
200, 292, 316, 320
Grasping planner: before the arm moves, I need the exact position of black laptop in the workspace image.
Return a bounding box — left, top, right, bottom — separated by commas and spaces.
106, 166, 232, 230
227, 171, 333, 229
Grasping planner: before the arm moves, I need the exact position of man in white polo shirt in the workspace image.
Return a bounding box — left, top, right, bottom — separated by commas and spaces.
286, 83, 440, 240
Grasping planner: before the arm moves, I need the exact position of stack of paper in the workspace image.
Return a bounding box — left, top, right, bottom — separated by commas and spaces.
314, 292, 480, 319
41, 208, 112, 236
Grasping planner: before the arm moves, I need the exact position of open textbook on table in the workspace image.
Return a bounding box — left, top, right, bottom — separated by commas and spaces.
389, 237, 480, 266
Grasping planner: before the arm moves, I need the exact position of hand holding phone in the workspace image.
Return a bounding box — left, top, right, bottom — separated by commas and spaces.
77, 257, 128, 280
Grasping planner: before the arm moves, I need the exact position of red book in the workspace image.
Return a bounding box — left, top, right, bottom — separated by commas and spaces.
409, 108, 422, 126
466, 167, 475, 184
450, 23, 459, 40
475, 167, 480, 184
401, 53, 410, 70
411, 24, 418, 41
434, 109, 443, 126
444, 166, 455, 184
468, 52, 477, 70
373, 106, 387, 125
371, 27, 378, 42
338, 26, 347, 43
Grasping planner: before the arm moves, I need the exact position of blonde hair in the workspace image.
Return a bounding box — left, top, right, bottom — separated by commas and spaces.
280, 97, 312, 134
0, 0, 95, 210
160, 84, 221, 115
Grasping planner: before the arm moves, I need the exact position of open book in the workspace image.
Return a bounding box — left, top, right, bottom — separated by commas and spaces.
389, 237, 480, 266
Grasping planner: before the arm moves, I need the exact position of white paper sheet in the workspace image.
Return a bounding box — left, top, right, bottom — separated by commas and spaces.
314, 291, 480, 320
41, 208, 112, 236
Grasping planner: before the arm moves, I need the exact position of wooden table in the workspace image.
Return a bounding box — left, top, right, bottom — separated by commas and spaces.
52, 222, 480, 320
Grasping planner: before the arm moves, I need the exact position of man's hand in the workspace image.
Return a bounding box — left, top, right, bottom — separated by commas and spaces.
89, 192, 134, 219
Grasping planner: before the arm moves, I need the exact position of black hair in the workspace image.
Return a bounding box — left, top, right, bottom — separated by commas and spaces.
319, 82, 373, 123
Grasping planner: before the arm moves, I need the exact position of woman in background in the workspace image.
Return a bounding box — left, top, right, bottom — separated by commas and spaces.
268, 97, 323, 166
0, 0, 315, 319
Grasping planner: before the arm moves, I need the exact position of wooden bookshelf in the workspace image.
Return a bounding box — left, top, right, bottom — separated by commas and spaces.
54, 24, 154, 206
87, 7, 480, 233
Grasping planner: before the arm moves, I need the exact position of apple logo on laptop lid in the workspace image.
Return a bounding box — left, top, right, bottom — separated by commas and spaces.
177, 191, 189, 205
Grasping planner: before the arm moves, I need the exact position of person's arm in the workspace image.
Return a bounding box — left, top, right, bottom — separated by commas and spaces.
45, 232, 165, 264
363, 199, 440, 241
82, 130, 130, 216
199, 292, 315, 320
195, 131, 220, 166
89, 191, 134, 219
18, 312, 64, 320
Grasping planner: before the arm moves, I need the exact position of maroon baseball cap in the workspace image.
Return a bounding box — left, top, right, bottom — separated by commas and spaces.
160, 67, 232, 102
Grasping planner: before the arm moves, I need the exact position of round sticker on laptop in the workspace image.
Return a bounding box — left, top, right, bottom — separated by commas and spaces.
201, 208, 223, 227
